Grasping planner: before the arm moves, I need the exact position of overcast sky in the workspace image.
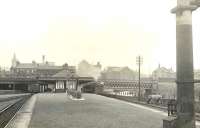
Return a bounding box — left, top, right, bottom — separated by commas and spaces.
0, 0, 199, 74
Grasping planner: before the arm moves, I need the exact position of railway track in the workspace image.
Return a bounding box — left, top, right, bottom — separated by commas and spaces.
0, 94, 32, 128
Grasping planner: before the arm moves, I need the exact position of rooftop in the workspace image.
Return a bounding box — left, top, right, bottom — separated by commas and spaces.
52, 69, 78, 78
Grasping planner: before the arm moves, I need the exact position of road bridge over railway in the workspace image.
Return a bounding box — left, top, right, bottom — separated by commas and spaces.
0, 77, 38, 85
103, 81, 154, 89
0, 76, 94, 93
98, 79, 156, 96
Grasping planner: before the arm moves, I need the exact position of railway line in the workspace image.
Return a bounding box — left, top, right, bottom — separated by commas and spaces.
0, 94, 32, 128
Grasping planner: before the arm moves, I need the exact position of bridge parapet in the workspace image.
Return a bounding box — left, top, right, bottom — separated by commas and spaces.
99, 79, 155, 90
0, 77, 37, 82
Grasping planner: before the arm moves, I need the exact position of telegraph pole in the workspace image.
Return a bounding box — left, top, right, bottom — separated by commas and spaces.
136, 56, 143, 101
171, 0, 200, 127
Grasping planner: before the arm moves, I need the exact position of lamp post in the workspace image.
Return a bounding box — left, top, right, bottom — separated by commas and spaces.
136, 56, 143, 101
171, 0, 200, 127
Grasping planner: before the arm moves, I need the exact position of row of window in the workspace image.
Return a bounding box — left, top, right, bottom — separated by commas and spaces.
56, 81, 76, 89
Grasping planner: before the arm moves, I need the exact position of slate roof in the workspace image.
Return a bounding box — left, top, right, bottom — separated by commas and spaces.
15, 63, 63, 70
37, 65, 63, 70
15, 63, 37, 69
52, 69, 79, 78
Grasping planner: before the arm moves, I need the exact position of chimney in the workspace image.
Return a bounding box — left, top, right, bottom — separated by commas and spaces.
158, 63, 160, 69
42, 55, 45, 64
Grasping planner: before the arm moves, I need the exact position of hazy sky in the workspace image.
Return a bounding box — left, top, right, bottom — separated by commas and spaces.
0, 0, 200, 74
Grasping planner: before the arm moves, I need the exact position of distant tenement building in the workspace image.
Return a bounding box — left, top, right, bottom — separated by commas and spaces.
152, 65, 175, 80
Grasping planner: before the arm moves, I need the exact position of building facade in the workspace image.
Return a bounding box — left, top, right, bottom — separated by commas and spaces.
10, 54, 76, 79
152, 65, 176, 80
9, 54, 78, 92
151, 65, 176, 99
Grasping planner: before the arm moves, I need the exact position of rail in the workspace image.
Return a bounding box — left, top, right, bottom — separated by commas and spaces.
0, 94, 32, 128
0, 94, 30, 102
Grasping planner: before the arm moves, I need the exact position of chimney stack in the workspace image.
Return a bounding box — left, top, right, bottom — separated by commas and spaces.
42, 55, 45, 64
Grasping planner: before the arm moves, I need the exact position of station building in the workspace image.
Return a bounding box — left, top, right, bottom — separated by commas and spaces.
0, 54, 94, 93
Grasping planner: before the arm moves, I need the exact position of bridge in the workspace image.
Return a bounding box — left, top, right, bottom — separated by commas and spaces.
0, 76, 95, 92
102, 80, 154, 89
99, 79, 155, 88
0, 77, 38, 84
0, 76, 157, 94
96, 79, 155, 97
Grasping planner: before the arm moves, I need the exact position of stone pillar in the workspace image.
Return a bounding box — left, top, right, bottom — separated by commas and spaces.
44, 84, 47, 91
171, 0, 196, 127
76, 79, 79, 90
13, 84, 15, 90
64, 80, 66, 91
40, 85, 42, 92
55, 81, 58, 92
42, 84, 45, 92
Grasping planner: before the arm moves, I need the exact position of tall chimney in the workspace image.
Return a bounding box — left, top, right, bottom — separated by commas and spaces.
42, 55, 45, 64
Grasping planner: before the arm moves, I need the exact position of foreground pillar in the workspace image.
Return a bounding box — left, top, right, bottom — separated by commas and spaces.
171, 0, 197, 127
